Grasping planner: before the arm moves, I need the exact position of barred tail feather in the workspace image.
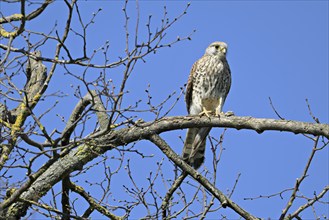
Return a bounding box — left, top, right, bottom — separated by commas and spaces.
189, 139, 206, 169
183, 128, 198, 163
190, 127, 211, 169
183, 127, 211, 169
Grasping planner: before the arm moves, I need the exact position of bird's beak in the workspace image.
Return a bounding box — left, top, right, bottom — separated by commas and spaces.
220, 47, 227, 54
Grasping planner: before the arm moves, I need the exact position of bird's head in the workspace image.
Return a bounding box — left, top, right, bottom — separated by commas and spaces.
205, 41, 228, 57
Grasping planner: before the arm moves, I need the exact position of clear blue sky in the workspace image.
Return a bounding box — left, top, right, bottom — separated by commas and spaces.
2, 0, 328, 219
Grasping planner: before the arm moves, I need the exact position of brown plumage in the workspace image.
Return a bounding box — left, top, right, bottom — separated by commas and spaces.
183, 41, 231, 169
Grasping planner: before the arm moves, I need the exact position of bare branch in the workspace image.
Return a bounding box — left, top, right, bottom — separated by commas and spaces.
289, 185, 329, 219
280, 136, 321, 219
119, 115, 329, 139
0, 1, 327, 219
268, 97, 285, 120
69, 181, 123, 220
0, 0, 53, 24
162, 172, 188, 219
0, 0, 26, 38
147, 134, 260, 220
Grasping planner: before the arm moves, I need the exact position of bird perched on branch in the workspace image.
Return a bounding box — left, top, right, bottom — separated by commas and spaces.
183, 41, 231, 169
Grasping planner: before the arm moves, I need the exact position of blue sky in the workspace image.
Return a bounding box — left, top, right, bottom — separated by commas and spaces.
1, 0, 328, 219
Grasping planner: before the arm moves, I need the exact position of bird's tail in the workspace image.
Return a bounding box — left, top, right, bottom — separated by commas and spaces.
183, 127, 211, 169
183, 128, 198, 163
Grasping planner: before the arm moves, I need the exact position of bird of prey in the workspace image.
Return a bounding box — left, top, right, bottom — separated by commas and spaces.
182, 41, 231, 169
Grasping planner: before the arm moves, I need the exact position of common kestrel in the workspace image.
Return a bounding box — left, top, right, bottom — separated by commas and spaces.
183, 41, 231, 169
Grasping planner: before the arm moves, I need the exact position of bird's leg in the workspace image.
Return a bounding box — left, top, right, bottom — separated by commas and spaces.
215, 108, 223, 117
199, 107, 212, 118
215, 97, 224, 117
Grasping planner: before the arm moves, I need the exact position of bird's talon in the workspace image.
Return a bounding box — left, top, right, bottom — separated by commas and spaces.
199, 109, 212, 118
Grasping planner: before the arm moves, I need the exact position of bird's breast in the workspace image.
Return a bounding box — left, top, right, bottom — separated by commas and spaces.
188, 56, 231, 114
193, 63, 228, 97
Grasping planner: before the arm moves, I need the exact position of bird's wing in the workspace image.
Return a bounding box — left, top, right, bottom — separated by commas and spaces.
224, 59, 232, 95
185, 61, 198, 114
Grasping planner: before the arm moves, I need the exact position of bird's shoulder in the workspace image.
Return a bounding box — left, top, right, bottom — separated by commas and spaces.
194, 54, 212, 70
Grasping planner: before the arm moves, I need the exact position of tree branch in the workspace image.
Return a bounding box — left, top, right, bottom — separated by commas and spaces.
2, 115, 327, 218
110, 115, 329, 143
69, 181, 123, 220
0, 0, 26, 38
161, 172, 188, 219
147, 133, 260, 220
0, 0, 53, 24
0, 51, 47, 170
289, 185, 329, 219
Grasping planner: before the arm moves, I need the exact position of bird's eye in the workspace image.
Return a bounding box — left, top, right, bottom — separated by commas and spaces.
215, 45, 219, 49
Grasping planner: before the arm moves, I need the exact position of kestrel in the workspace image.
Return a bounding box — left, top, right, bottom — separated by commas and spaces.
183, 41, 231, 169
